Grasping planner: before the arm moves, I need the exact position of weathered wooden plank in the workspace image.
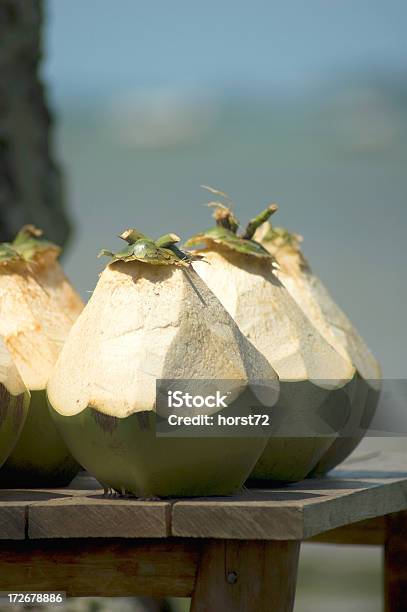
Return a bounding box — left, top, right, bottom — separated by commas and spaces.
3, 452, 407, 542
0, 478, 101, 539
303, 478, 407, 539
173, 468, 407, 540
190, 539, 300, 612
29, 497, 172, 539
173, 500, 305, 540
0, 539, 201, 597
0, 504, 26, 539
0, 488, 79, 540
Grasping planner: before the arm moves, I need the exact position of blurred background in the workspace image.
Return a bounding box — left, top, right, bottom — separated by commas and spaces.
12, 0, 407, 610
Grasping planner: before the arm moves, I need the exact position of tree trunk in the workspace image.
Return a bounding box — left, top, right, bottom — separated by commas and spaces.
0, 0, 70, 246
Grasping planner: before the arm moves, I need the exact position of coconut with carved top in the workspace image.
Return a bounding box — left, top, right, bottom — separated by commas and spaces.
47, 228, 278, 497
186, 188, 358, 482
0, 337, 30, 469
0, 226, 83, 486
254, 220, 381, 475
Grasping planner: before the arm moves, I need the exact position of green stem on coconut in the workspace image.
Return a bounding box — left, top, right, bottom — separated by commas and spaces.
242, 203, 278, 240
119, 228, 149, 245
155, 233, 182, 248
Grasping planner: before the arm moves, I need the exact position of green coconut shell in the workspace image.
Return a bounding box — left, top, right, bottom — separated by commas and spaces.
186, 196, 360, 484
249, 377, 356, 482
50, 404, 268, 498
254, 223, 381, 477
188, 246, 358, 483
309, 376, 379, 476
0, 390, 79, 487
0, 385, 29, 470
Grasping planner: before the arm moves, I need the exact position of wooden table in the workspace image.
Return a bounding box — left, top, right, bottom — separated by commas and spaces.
0, 451, 406, 611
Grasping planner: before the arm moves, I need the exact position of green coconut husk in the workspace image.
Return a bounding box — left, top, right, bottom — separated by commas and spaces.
249, 378, 356, 482
255, 220, 381, 476
0, 226, 83, 487
310, 376, 378, 476
50, 406, 268, 497
0, 387, 30, 470
186, 188, 359, 483
0, 390, 79, 487
0, 337, 30, 470
48, 225, 277, 497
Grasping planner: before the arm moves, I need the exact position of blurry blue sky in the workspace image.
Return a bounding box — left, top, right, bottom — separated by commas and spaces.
44, 0, 407, 103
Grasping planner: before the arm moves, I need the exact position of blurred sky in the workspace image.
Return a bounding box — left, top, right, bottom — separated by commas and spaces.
44, 0, 407, 103
42, 1, 407, 378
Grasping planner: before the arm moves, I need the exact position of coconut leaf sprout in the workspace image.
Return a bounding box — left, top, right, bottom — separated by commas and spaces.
0, 225, 60, 265
99, 229, 201, 267
256, 223, 303, 254
185, 187, 277, 258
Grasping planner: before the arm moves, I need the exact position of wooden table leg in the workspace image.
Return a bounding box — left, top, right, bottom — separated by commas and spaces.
190, 539, 300, 612
385, 512, 407, 612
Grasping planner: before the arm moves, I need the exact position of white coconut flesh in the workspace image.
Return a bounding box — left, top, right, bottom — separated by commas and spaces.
254, 222, 381, 389
0, 251, 84, 391
48, 262, 279, 419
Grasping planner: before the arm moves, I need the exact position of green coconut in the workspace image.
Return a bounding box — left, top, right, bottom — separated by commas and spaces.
0, 337, 30, 469
254, 221, 381, 476
47, 229, 278, 497
185, 188, 358, 482
0, 226, 83, 487
0, 390, 79, 487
